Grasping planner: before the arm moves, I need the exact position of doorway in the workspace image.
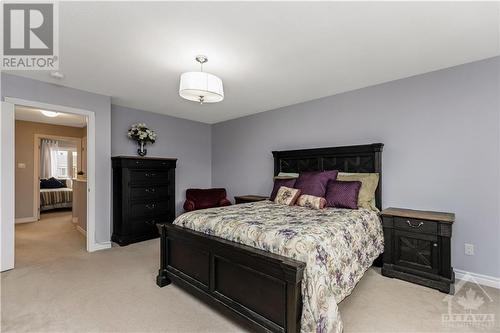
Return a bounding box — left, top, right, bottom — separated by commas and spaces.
33, 134, 83, 222
1, 98, 98, 272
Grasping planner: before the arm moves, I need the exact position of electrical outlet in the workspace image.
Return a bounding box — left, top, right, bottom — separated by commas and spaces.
464, 243, 474, 256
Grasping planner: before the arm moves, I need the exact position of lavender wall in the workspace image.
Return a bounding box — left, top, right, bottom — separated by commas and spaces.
212, 57, 500, 278
111, 105, 212, 215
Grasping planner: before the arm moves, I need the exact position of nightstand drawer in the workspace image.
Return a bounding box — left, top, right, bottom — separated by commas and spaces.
394, 217, 437, 234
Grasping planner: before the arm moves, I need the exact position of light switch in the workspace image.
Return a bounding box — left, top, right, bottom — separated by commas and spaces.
17, 163, 26, 169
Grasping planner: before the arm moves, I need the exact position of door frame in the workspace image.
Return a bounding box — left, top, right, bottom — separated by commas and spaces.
33, 134, 82, 221
1, 102, 15, 271
4, 97, 100, 253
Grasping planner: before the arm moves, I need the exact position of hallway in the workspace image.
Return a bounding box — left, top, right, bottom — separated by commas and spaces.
14, 210, 85, 269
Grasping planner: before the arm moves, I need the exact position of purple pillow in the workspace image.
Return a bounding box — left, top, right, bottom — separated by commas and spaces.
270, 178, 297, 201
293, 170, 338, 197
325, 180, 362, 209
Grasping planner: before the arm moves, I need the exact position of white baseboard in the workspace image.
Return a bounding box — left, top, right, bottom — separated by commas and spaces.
89, 241, 111, 252
15, 216, 37, 224
72, 217, 78, 224
76, 225, 86, 236
455, 269, 500, 289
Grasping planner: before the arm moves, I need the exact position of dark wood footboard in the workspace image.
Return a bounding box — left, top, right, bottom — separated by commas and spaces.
156, 223, 305, 333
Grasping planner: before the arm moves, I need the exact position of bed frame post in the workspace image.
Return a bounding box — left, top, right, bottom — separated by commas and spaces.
282, 263, 304, 333
156, 224, 171, 287
372, 143, 383, 210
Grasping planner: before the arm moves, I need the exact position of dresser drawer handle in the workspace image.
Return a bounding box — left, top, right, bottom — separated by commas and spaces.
406, 220, 424, 228
145, 188, 156, 193
145, 219, 156, 225
145, 172, 157, 178
145, 203, 156, 209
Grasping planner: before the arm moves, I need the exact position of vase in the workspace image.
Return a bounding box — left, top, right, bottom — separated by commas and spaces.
137, 141, 147, 157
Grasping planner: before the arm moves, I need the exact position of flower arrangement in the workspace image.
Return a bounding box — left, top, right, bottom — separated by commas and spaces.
127, 123, 157, 143
127, 123, 157, 156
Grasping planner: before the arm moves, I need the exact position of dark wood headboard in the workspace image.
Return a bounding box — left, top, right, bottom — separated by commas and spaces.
272, 143, 384, 209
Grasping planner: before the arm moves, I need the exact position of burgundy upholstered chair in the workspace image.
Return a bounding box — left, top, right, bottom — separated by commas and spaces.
183, 188, 232, 212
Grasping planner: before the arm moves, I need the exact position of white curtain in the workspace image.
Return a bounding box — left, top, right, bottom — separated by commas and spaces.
40, 139, 58, 179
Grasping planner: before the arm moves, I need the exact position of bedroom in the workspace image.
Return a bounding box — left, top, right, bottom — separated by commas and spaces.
0, 1, 499, 333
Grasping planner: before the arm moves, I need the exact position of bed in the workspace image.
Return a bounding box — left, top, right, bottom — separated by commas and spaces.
156, 143, 384, 333
40, 182, 73, 212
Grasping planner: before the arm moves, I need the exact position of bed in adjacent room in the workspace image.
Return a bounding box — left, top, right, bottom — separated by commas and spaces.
40, 178, 73, 212
156, 143, 384, 333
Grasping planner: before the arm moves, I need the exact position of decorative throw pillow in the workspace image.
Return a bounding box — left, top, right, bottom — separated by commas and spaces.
337, 173, 379, 210
296, 194, 327, 209
270, 178, 297, 201
40, 177, 64, 189
274, 186, 301, 206
324, 180, 362, 209
293, 170, 338, 197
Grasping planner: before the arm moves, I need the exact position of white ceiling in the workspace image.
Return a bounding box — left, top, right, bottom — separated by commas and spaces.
15, 106, 87, 128
8, 2, 499, 124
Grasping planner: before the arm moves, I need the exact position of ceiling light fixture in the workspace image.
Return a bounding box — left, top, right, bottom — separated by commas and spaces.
40, 110, 60, 117
179, 55, 224, 104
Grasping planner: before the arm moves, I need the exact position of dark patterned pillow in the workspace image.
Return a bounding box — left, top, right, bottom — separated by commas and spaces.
40, 177, 65, 189
270, 178, 297, 201
325, 180, 362, 209
294, 170, 338, 197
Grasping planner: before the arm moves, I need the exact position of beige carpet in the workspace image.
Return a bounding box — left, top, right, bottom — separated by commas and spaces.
1, 211, 499, 332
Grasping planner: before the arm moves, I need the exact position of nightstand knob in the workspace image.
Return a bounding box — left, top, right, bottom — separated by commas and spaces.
433, 243, 438, 247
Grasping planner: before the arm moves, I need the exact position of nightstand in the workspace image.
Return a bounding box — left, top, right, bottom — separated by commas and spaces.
234, 195, 269, 204
381, 207, 455, 294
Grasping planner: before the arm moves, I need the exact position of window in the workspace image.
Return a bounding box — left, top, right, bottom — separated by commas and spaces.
54, 148, 78, 179
55, 150, 69, 178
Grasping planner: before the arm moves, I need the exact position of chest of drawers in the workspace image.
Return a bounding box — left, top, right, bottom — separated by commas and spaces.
112, 156, 177, 246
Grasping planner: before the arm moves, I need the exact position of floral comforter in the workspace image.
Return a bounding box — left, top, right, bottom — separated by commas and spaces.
173, 200, 384, 333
